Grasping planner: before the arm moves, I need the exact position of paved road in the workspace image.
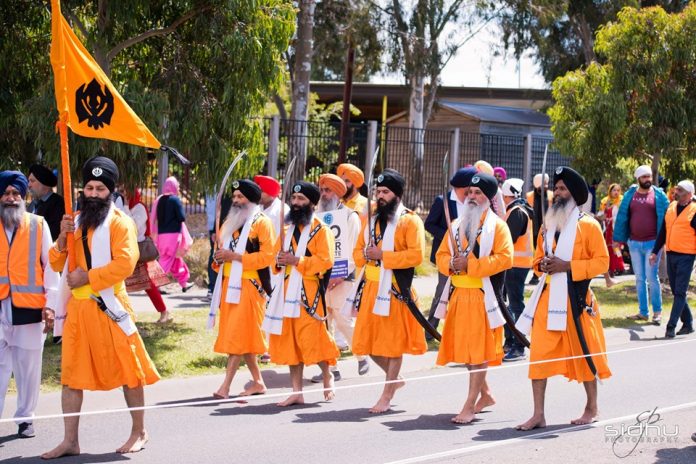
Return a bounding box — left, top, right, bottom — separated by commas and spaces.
2, 276, 695, 463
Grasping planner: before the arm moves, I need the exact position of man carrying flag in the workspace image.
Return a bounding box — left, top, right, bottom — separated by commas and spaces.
42, 157, 160, 459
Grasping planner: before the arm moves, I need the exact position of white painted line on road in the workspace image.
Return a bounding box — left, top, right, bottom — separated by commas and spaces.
384, 400, 696, 464
2, 335, 694, 424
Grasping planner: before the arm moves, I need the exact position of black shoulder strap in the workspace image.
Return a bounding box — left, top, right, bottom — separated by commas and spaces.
81, 226, 92, 270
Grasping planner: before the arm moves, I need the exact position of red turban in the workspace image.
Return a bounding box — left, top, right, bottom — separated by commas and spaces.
254, 175, 281, 197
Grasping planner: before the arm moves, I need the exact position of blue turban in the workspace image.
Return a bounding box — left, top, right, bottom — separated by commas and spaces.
0, 171, 29, 197
449, 167, 477, 188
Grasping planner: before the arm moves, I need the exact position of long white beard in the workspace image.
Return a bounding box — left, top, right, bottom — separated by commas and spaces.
459, 199, 490, 247
220, 204, 254, 243
545, 198, 577, 232
0, 200, 26, 229
317, 197, 339, 212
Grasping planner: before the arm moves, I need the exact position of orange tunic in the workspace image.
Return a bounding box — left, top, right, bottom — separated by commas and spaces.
214, 214, 276, 355
436, 213, 513, 366
269, 217, 340, 366
342, 192, 368, 231
528, 214, 612, 382
352, 210, 428, 357
49, 209, 160, 391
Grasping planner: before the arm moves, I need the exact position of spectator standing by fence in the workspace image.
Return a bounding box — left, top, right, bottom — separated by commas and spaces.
599, 184, 625, 278
125, 189, 171, 323
151, 176, 193, 292
614, 166, 669, 324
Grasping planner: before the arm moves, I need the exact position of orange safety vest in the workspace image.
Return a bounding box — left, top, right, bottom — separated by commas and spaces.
664, 201, 696, 254
0, 213, 46, 309
506, 204, 533, 268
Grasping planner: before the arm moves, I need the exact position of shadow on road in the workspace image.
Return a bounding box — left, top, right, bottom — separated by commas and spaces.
211, 401, 321, 417
0, 452, 131, 464
473, 423, 581, 442
654, 445, 696, 463
382, 414, 473, 431
293, 407, 404, 424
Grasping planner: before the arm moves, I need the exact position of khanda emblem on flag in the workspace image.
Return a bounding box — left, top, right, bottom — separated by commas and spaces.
75, 78, 115, 130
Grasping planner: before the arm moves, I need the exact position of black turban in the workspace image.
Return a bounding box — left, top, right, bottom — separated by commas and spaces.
29, 164, 58, 188
553, 166, 588, 206
292, 181, 320, 205
469, 173, 498, 200
449, 167, 477, 188
231, 179, 262, 203
376, 168, 405, 197
0, 171, 29, 197
82, 156, 119, 192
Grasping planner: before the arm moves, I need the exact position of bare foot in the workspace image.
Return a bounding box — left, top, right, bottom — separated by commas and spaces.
116, 430, 148, 454
516, 415, 546, 431
451, 405, 476, 424
212, 390, 229, 400
277, 393, 304, 407
605, 277, 617, 288
239, 381, 267, 397
41, 441, 80, 460
156, 311, 173, 324
369, 395, 392, 414
474, 393, 496, 413
394, 376, 406, 391
323, 372, 335, 401
571, 408, 598, 425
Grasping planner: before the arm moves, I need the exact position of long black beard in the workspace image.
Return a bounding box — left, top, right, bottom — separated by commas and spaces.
639, 180, 652, 189
286, 203, 313, 226
343, 185, 355, 200
80, 197, 112, 231
376, 197, 399, 223
0, 201, 26, 229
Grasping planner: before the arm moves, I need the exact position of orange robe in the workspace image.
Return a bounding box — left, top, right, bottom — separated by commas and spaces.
352, 210, 428, 357
49, 209, 160, 391
343, 193, 368, 230
213, 214, 276, 355
528, 214, 612, 382
269, 217, 340, 366
436, 213, 513, 366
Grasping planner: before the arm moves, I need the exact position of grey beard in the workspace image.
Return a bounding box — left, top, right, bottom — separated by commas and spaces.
460, 200, 489, 246
0, 201, 26, 229
545, 197, 577, 231
222, 204, 254, 239
317, 197, 339, 212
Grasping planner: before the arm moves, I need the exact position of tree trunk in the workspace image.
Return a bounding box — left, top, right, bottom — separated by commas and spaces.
289, 0, 315, 179
574, 13, 597, 64
406, 73, 425, 211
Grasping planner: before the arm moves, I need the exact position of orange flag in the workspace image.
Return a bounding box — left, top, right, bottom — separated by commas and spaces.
50, 0, 160, 148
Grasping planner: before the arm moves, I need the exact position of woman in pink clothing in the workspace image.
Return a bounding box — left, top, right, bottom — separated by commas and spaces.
150, 176, 193, 292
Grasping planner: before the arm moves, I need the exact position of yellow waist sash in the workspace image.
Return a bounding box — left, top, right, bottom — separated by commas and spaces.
283, 265, 319, 281
451, 274, 483, 288
365, 264, 398, 284
71, 282, 125, 300
222, 263, 259, 280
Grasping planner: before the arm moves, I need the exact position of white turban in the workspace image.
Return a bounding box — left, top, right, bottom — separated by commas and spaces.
502, 178, 525, 197
634, 165, 652, 179
677, 180, 695, 195
533, 173, 549, 189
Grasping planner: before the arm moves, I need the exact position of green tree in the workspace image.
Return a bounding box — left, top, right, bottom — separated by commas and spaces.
549, 4, 696, 181
1, 0, 295, 189
491, 0, 689, 83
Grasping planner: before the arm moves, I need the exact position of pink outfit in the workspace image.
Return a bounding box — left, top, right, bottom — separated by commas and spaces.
151, 176, 190, 287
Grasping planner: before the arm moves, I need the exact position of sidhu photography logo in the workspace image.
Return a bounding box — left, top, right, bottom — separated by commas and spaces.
605, 407, 679, 458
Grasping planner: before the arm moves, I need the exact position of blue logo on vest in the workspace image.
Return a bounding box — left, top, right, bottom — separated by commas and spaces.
323, 213, 333, 225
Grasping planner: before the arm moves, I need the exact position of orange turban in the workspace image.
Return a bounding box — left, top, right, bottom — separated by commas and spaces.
337, 163, 364, 188
319, 173, 347, 197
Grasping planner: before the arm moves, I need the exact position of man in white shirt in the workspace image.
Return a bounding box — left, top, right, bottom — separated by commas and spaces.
0, 171, 59, 439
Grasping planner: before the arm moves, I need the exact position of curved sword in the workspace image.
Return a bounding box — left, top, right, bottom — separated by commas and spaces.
215, 150, 247, 248
365, 147, 380, 248
539, 143, 549, 255
441, 150, 460, 254
279, 156, 298, 254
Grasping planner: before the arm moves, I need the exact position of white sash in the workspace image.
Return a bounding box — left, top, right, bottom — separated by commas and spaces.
516, 207, 579, 335
373, 203, 405, 316
262, 273, 285, 335
282, 220, 314, 318
207, 208, 259, 329
54, 206, 137, 337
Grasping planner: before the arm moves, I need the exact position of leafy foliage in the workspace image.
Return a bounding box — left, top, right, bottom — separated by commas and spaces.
1, 0, 295, 191
549, 4, 696, 181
